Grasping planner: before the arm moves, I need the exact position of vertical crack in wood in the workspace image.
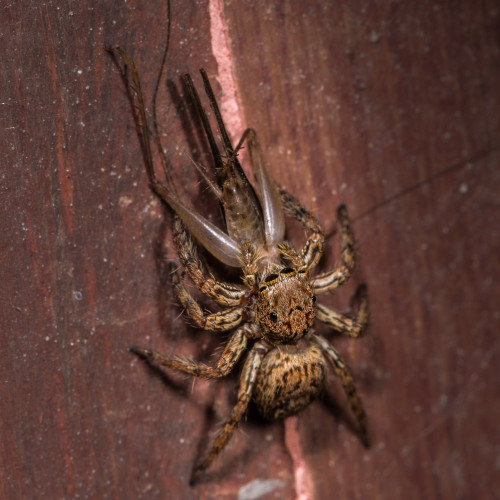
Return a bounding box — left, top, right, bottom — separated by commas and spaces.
285, 416, 314, 500
208, 0, 245, 144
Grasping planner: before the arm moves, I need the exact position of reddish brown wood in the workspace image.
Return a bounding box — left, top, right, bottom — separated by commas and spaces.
1, 1, 499, 499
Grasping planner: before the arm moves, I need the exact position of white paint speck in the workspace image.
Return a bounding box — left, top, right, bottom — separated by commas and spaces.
238, 479, 285, 500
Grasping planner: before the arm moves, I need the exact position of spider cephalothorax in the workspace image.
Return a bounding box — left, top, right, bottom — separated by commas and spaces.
109, 45, 370, 485
256, 267, 316, 344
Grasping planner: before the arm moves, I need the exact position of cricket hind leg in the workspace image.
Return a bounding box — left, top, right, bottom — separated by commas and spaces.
107, 47, 243, 267
106, 44, 175, 192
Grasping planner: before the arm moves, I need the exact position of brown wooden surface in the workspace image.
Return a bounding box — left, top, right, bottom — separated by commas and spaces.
1, 1, 499, 499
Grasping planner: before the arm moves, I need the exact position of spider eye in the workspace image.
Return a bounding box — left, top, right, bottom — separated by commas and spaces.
280, 267, 294, 275
312, 295, 316, 303
264, 273, 279, 283
269, 312, 278, 322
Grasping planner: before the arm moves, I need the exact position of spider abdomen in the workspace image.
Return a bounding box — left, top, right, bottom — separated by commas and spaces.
253, 338, 327, 420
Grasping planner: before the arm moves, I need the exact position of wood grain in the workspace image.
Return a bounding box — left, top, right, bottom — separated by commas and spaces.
1, 1, 499, 499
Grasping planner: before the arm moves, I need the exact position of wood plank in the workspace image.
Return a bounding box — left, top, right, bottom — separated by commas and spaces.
1, 0, 498, 498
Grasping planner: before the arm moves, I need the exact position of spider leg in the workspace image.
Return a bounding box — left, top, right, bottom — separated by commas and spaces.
313, 334, 369, 447
173, 216, 246, 307
130, 324, 250, 378
278, 187, 325, 270
316, 284, 368, 338
190, 342, 268, 484
311, 204, 356, 294
170, 263, 243, 331
238, 241, 261, 289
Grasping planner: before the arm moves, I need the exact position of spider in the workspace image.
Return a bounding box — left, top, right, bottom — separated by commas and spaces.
108, 43, 369, 485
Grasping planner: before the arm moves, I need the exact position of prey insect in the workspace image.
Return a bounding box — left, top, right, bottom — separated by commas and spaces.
108, 35, 369, 484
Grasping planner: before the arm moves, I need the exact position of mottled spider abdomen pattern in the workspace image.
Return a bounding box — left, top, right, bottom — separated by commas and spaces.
253, 338, 327, 420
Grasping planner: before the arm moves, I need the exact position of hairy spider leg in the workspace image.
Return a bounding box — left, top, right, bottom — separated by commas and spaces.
130, 324, 249, 379
278, 187, 325, 270
172, 216, 245, 307
169, 263, 244, 332
312, 205, 357, 294
316, 284, 369, 338
313, 334, 369, 447
190, 342, 267, 484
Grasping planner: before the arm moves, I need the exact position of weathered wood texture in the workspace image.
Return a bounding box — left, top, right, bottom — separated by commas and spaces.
1, 1, 499, 499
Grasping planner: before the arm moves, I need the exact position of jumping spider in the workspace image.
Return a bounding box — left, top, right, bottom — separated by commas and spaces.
108, 45, 369, 484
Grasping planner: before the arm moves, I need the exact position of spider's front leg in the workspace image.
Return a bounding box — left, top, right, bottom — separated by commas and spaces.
316, 284, 369, 338
190, 342, 268, 484
313, 334, 369, 447
169, 262, 243, 332
312, 204, 357, 294
173, 216, 246, 307
279, 187, 325, 271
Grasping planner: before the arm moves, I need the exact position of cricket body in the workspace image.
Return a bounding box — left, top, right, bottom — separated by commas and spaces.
108, 41, 369, 484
